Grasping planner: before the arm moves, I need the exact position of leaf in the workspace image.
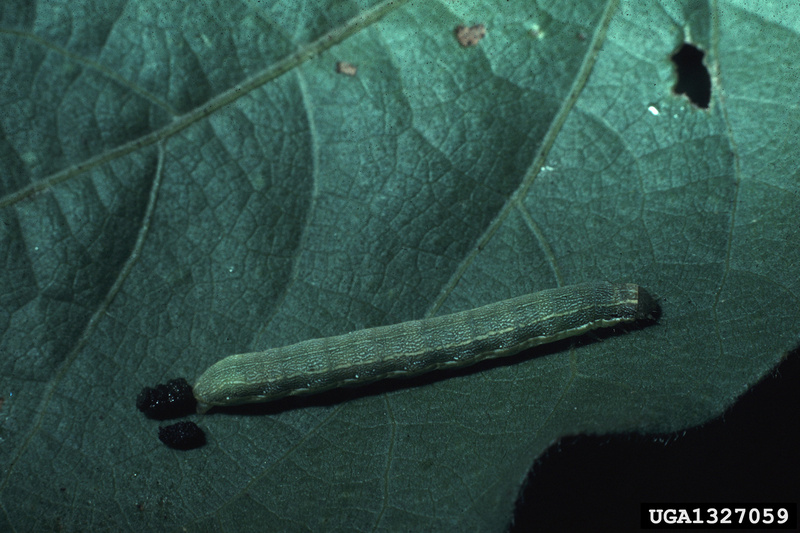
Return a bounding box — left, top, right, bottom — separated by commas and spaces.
1, 0, 798, 531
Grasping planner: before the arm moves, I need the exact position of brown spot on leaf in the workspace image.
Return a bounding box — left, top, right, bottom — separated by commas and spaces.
455, 24, 486, 47
335, 61, 357, 76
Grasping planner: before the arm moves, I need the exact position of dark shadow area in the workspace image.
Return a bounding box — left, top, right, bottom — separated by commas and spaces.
510, 349, 800, 531
671, 43, 712, 108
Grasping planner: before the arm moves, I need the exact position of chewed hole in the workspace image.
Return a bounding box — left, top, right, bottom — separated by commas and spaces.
671, 43, 711, 108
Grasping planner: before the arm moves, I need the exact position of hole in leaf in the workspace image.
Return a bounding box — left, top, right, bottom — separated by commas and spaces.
671, 43, 711, 108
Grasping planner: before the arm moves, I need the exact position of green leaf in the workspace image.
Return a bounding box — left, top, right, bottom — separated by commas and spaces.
1, 0, 798, 531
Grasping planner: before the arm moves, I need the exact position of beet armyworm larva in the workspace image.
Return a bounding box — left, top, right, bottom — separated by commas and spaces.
193, 282, 658, 413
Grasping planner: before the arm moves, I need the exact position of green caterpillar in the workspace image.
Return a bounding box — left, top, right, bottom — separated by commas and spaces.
193, 282, 658, 413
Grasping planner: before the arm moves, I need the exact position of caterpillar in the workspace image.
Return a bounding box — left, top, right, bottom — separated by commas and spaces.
193, 282, 658, 413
